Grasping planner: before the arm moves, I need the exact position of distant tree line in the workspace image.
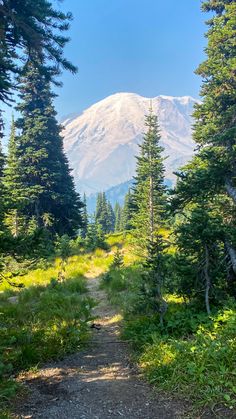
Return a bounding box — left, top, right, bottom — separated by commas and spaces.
78, 190, 133, 250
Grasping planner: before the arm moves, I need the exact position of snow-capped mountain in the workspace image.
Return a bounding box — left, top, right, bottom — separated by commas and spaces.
63, 92, 198, 196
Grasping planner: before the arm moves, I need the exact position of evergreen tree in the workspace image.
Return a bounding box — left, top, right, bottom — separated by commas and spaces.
193, 0, 236, 273
85, 218, 106, 251
171, 0, 236, 307
0, 0, 77, 105
174, 200, 226, 313
114, 202, 122, 232
110, 248, 124, 270
143, 234, 168, 325
107, 201, 115, 233
81, 193, 88, 238
121, 189, 133, 231
0, 138, 5, 240
7, 60, 83, 237
3, 115, 27, 237
131, 106, 168, 321
132, 107, 167, 251
95, 192, 103, 227
95, 192, 114, 234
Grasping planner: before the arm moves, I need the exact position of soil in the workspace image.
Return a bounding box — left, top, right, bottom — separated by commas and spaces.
12, 276, 216, 419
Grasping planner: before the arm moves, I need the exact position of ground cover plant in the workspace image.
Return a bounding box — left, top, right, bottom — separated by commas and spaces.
0, 255, 96, 413
101, 234, 236, 416
0, 234, 126, 414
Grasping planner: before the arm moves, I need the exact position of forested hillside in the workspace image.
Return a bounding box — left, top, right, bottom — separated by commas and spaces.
0, 0, 235, 418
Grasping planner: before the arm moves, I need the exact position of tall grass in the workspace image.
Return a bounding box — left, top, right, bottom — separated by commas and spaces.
0, 233, 133, 413
101, 237, 236, 415
0, 254, 97, 413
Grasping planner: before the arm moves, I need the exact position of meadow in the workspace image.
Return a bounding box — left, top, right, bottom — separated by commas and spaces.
1, 232, 236, 417
100, 235, 236, 416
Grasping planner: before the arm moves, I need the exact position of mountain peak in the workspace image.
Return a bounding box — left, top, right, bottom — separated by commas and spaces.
63, 92, 197, 196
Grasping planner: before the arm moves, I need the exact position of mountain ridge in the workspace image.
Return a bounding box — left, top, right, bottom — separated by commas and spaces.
62, 92, 198, 196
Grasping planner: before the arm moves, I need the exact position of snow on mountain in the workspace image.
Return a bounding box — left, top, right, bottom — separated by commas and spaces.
62, 92, 198, 196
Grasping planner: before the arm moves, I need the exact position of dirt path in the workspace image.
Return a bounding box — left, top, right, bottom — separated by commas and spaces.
14, 276, 186, 419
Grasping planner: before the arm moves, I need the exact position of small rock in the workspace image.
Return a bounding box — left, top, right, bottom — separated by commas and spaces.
7, 296, 19, 304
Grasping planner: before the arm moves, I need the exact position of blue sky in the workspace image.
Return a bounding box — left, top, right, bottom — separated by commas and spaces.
3, 0, 208, 126
53, 0, 207, 119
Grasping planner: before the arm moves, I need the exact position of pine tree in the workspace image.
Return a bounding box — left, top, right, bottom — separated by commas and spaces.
95, 192, 103, 225
0, 0, 77, 105
121, 189, 133, 231
114, 202, 122, 232
111, 248, 124, 270
193, 0, 236, 275
85, 218, 106, 251
0, 138, 5, 239
95, 192, 113, 234
131, 106, 168, 321
107, 201, 115, 233
132, 106, 167, 251
171, 0, 236, 305
81, 193, 88, 238
3, 115, 26, 237
8, 60, 83, 237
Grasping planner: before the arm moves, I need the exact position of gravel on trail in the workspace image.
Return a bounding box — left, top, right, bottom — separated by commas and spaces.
14, 275, 187, 419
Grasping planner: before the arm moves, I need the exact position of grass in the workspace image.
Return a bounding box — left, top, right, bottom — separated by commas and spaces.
101, 239, 236, 415
0, 253, 98, 414
121, 301, 236, 407
2, 232, 235, 416
0, 234, 131, 414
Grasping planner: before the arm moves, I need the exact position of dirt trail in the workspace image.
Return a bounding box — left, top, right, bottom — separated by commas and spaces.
15, 275, 186, 419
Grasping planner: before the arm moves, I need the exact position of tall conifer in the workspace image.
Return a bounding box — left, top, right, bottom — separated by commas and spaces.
9, 60, 83, 237
114, 202, 122, 232
172, 0, 236, 307
0, 139, 5, 238
131, 106, 168, 320
3, 116, 26, 237
132, 107, 166, 250
81, 193, 88, 238
121, 189, 133, 231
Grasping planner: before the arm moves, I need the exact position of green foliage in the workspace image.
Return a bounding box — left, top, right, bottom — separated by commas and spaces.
119, 288, 236, 411
131, 107, 167, 251
56, 235, 71, 260
85, 220, 108, 251
129, 107, 169, 321
110, 248, 124, 270
171, 0, 236, 310
101, 234, 236, 414
0, 271, 94, 409
95, 192, 115, 234
0, 0, 77, 104
114, 202, 122, 232
4, 60, 83, 238
138, 308, 236, 410
80, 194, 88, 238
121, 189, 133, 231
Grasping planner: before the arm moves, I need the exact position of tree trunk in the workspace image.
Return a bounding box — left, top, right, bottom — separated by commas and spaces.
204, 244, 211, 315
149, 174, 154, 244
13, 210, 19, 238
225, 240, 236, 275
225, 179, 236, 204
159, 298, 168, 327
155, 272, 168, 327
35, 200, 42, 228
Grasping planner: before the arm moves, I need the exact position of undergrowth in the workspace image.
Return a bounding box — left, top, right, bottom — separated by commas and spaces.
0, 256, 96, 413
101, 253, 236, 415
0, 233, 131, 414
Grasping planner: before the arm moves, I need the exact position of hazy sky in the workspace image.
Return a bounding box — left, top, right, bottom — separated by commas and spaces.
3, 0, 208, 125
